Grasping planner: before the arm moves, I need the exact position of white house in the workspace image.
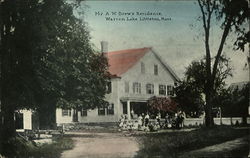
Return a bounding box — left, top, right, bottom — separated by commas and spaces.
56, 45, 180, 125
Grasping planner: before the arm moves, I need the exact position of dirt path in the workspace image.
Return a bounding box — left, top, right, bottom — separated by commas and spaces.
60, 132, 139, 158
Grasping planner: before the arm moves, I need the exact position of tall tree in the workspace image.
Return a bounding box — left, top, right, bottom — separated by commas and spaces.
175, 57, 232, 118
197, 0, 249, 126
0, 0, 109, 155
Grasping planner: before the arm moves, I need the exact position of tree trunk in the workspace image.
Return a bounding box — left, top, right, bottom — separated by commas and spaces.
0, 101, 16, 156
205, 89, 214, 126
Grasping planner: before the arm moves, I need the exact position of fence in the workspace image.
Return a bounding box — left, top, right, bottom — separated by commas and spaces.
183, 117, 250, 127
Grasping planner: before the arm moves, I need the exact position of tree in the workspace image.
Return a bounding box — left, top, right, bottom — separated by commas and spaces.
175, 57, 232, 118
197, 0, 249, 126
218, 82, 249, 124
0, 0, 109, 155
175, 81, 204, 117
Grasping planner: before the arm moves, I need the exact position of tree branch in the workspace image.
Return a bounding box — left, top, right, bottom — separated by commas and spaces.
198, 0, 207, 30
211, 16, 233, 84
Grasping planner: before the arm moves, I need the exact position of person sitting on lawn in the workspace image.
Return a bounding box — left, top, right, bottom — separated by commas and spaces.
141, 113, 145, 126
178, 111, 185, 128
138, 115, 143, 129
156, 113, 161, 127
145, 113, 150, 127
119, 115, 125, 128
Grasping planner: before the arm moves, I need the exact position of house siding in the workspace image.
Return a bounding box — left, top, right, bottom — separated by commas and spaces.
56, 49, 178, 124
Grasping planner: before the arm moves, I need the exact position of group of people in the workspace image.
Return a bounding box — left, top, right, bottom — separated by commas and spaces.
118, 111, 185, 132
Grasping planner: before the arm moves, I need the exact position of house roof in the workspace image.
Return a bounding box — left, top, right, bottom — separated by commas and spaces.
104, 47, 150, 76
104, 47, 180, 82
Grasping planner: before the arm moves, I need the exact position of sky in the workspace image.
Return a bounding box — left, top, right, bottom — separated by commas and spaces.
77, 1, 248, 85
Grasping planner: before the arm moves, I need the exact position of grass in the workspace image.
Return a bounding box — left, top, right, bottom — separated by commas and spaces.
134, 126, 249, 158
3, 136, 74, 158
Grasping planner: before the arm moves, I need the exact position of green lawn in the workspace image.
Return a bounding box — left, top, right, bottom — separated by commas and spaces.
135, 126, 249, 158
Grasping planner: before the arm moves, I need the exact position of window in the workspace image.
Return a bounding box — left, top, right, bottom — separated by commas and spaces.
98, 105, 105, 115
107, 82, 112, 93
81, 109, 87, 117
62, 109, 71, 116
125, 81, 129, 93
154, 64, 158, 75
133, 82, 141, 94
146, 83, 154, 94
141, 62, 145, 74
159, 85, 166, 95
167, 85, 174, 96
107, 103, 114, 115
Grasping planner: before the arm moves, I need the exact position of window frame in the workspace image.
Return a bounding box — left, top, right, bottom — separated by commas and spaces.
106, 81, 112, 94
107, 103, 114, 115
159, 84, 166, 95
98, 105, 106, 115
141, 62, 145, 74
146, 83, 154, 94
167, 85, 174, 96
154, 64, 158, 75
133, 82, 141, 94
62, 109, 71, 117
80, 109, 87, 117
125, 81, 129, 93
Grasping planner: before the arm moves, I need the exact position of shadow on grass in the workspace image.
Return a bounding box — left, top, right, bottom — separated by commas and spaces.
134, 125, 249, 158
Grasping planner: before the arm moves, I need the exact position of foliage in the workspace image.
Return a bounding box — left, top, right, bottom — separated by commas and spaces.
175, 57, 231, 117
147, 96, 178, 113
0, 0, 109, 153
3, 136, 73, 158
218, 82, 249, 117
196, 0, 249, 126
175, 81, 204, 117
135, 126, 249, 158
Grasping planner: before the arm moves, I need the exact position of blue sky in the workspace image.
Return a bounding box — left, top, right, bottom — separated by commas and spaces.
78, 1, 248, 85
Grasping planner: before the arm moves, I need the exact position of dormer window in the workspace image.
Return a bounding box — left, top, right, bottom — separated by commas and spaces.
154, 64, 158, 75
141, 62, 145, 74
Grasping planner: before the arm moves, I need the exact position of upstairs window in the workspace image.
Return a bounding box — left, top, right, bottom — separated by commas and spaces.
146, 83, 154, 94
167, 85, 174, 96
154, 64, 158, 75
141, 62, 145, 74
62, 109, 71, 116
107, 103, 114, 115
159, 85, 166, 95
106, 82, 112, 93
133, 82, 141, 94
81, 109, 87, 117
125, 81, 129, 93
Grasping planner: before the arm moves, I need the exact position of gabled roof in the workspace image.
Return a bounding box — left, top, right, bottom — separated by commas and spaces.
104, 47, 180, 82
151, 48, 180, 82
104, 47, 150, 76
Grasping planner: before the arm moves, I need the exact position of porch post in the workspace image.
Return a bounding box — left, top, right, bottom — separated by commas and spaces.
127, 100, 131, 120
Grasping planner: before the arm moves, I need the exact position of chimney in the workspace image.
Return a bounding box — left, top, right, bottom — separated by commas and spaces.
101, 41, 108, 53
